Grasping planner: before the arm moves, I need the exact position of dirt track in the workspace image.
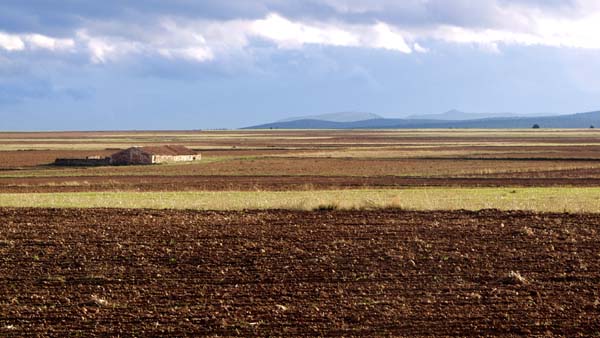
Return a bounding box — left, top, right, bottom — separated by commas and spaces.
1, 208, 599, 336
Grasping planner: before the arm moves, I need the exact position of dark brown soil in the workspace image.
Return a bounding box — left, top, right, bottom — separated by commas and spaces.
3, 174, 600, 193
0, 150, 115, 168
1, 208, 599, 337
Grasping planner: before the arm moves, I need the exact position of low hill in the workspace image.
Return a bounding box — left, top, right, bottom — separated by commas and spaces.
244, 110, 600, 129
407, 109, 519, 120
277, 112, 382, 123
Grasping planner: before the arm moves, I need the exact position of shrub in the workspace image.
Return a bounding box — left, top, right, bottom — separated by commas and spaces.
313, 203, 339, 211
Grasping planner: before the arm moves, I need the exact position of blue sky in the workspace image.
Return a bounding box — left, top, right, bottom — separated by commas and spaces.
1, 0, 600, 130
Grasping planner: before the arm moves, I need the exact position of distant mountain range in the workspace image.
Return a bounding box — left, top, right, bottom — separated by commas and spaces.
244, 110, 600, 129
406, 109, 522, 120
278, 112, 382, 123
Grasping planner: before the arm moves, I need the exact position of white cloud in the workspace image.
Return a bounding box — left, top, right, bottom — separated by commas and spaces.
532, 10, 600, 49
369, 22, 412, 53
413, 42, 428, 53
422, 8, 600, 52
158, 46, 214, 62
313, 0, 600, 52
249, 13, 413, 53
72, 20, 216, 64
251, 13, 359, 49
0, 32, 25, 51
53, 4, 600, 65
5, 2, 600, 65
87, 38, 117, 63
24, 34, 75, 51
0, 31, 74, 52
76, 30, 138, 63
75, 13, 415, 65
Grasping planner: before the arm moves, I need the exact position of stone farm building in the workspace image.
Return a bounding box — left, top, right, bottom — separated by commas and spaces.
110, 145, 200, 165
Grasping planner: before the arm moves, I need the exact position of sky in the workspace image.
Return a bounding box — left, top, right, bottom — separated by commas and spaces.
1, 0, 600, 130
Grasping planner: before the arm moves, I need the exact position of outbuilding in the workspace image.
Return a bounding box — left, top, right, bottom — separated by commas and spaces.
110, 145, 200, 165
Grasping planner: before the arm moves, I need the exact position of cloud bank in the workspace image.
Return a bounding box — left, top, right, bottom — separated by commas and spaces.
2, 0, 600, 131
1, 0, 600, 64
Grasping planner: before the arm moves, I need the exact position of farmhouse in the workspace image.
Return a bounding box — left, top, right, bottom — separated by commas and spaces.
110, 145, 200, 165
53, 145, 200, 166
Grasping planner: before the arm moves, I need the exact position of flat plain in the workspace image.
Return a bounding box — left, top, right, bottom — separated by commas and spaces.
3, 129, 600, 194
1, 129, 600, 336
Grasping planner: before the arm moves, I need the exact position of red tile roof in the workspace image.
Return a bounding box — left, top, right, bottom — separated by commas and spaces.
137, 145, 197, 156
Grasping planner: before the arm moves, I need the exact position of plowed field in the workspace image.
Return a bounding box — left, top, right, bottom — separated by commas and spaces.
4, 173, 600, 193
1, 208, 599, 336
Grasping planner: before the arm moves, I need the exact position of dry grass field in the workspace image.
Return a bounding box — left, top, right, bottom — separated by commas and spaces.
1, 188, 600, 213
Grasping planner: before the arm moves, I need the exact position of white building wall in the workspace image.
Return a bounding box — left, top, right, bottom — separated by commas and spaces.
152, 154, 201, 163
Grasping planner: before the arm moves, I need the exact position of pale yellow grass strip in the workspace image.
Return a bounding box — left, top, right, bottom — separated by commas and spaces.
0, 188, 599, 212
